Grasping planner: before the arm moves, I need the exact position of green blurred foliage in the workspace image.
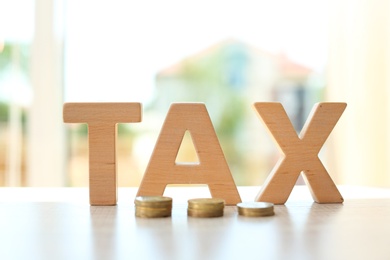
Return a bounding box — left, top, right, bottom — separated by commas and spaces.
0, 43, 29, 135
0, 102, 8, 122
0, 43, 30, 74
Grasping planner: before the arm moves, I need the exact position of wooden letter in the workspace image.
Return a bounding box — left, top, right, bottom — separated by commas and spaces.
254, 102, 346, 204
137, 103, 241, 205
63, 103, 142, 205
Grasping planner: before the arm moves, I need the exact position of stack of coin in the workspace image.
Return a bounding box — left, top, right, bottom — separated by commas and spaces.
237, 202, 274, 217
134, 196, 172, 218
187, 198, 225, 218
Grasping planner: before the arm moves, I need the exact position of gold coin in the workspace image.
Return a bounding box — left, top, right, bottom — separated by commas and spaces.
188, 198, 225, 210
134, 196, 172, 218
187, 198, 225, 218
188, 203, 224, 210
136, 206, 172, 212
237, 202, 274, 217
135, 210, 171, 218
238, 210, 274, 217
134, 196, 172, 208
187, 208, 224, 218
135, 207, 172, 218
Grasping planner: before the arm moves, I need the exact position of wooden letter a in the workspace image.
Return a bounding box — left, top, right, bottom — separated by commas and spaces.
137, 103, 241, 205
254, 102, 346, 204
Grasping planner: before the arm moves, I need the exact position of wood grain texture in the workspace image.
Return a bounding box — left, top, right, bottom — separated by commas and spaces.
137, 103, 241, 205
63, 102, 142, 205
254, 102, 346, 204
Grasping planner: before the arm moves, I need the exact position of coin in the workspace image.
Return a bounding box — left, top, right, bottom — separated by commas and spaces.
187, 208, 224, 218
136, 207, 172, 218
134, 196, 172, 207
188, 198, 225, 208
134, 196, 172, 218
237, 202, 275, 217
187, 198, 225, 218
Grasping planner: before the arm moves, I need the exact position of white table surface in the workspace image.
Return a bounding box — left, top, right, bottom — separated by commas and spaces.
0, 186, 390, 260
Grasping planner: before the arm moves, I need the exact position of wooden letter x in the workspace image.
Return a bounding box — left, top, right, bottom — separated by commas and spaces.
63, 103, 142, 205
137, 103, 241, 205
254, 102, 346, 204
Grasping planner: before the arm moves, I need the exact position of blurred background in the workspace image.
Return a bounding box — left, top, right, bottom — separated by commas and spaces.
0, 0, 389, 188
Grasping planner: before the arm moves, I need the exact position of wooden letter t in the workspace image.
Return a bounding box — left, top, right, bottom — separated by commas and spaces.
63, 103, 142, 205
